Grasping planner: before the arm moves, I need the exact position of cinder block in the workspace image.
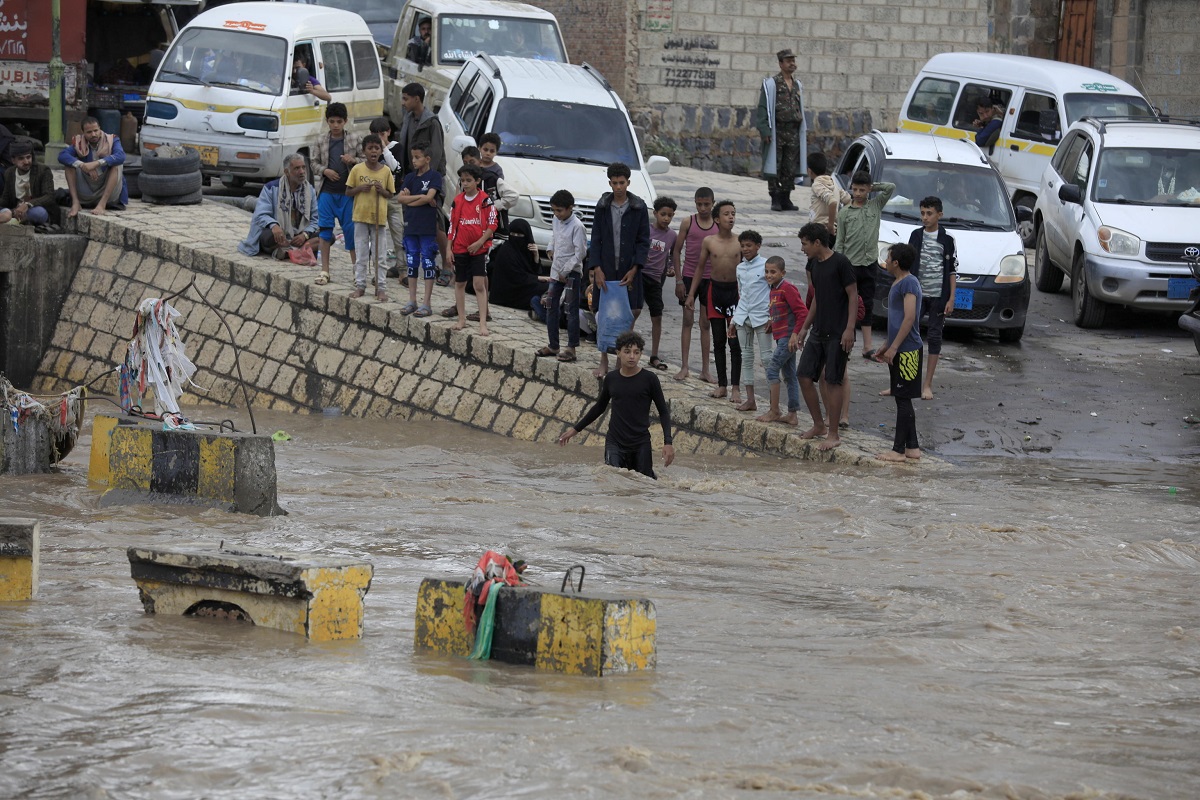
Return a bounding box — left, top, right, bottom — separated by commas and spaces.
0, 518, 39, 600
128, 546, 373, 640
414, 578, 656, 676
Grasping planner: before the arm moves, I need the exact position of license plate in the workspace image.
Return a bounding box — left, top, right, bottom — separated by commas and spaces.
1167, 277, 1198, 300
954, 287, 974, 310
186, 144, 219, 167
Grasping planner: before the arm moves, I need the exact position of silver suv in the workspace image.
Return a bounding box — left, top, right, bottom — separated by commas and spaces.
1033, 117, 1200, 328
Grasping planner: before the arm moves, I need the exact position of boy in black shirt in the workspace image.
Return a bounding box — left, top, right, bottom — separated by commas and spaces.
559, 331, 675, 478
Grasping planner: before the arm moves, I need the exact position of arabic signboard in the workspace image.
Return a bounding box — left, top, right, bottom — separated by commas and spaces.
0, 0, 28, 59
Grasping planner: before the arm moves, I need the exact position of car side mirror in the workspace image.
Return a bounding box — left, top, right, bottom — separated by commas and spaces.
1058, 183, 1082, 204
645, 155, 670, 176
1014, 204, 1033, 222
451, 134, 477, 153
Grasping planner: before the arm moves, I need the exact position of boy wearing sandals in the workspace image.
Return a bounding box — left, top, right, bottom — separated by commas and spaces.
396, 145, 442, 317
313, 103, 361, 286
346, 134, 395, 301
536, 189, 587, 362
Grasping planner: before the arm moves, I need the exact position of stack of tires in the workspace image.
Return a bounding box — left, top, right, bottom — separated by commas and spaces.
139, 146, 204, 206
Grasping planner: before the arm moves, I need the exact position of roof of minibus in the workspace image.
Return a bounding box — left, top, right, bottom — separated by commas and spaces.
920, 53, 1146, 98
408, 0, 558, 20
186, 2, 373, 37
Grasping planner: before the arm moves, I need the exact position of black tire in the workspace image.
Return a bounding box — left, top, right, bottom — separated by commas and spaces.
1016, 196, 1036, 248
142, 146, 202, 176
141, 189, 204, 206
1072, 250, 1107, 328
1033, 226, 1064, 293
1193, 332, 1200, 357
998, 325, 1025, 343
125, 168, 143, 199
137, 170, 203, 197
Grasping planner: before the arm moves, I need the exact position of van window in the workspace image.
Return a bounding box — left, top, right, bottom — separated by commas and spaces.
1012, 91, 1060, 143
351, 40, 381, 89
438, 16, 565, 65
908, 78, 958, 125
953, 83, 1013, 130
160, 28, 287, 96
292, 42, 317, 96
1063, 93, 1154, 124
321, 41, 354, 92
405, 14, 432, 65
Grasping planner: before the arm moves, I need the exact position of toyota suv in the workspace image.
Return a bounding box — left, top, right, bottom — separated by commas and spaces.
1032, 117, 1200, 328
834, 131, 1030, 342
438, 54, 670, 253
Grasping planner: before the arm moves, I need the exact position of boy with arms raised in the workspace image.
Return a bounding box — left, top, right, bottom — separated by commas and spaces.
906, 195, 957, 400
836, 170, 894, 358
729, 230, 770, 411
345, 133, 395, 300
558, 331, 674, 479
448, 164, 497, 336
642, 196, 678, 371
755, 256, 807, 424
395, 144, 442, 316
685, 200, 742, 402
671, 187, 718, 383
795, 222, 858, 451
874, 243, 923, 462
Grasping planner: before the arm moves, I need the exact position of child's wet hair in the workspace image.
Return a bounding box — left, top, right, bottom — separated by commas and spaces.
615, 331, 645, 351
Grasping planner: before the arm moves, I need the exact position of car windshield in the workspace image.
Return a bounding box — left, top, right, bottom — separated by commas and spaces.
158, 28, 287, 96
1094, 148, 1200, 206
438, 16, 564, 64
879, 162, 1015, 230
1063, 93, 1154, 124
492, 98, 639, 167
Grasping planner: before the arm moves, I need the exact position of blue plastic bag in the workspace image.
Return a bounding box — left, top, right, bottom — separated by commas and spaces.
595, 283, 634, 353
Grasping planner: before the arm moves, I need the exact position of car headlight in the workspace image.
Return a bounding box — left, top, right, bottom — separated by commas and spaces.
995, 253, 1026, 283
511, 196, 540, 224
1097, 226, 1140, 257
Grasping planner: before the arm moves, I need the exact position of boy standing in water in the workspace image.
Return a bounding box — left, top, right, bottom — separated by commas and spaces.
671, 187, 718, 382
685, 200, 742, 402
875, 243, 923, 462
558, 331, 674, 479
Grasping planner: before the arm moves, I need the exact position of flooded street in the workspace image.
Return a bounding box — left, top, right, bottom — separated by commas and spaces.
2, 408, 1199, 799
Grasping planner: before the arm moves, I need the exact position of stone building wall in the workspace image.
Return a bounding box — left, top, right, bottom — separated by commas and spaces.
1096, 0, 1200, 118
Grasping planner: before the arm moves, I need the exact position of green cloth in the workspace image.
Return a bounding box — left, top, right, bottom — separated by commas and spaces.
467, 585, 501, 660
836, 182, 895, 266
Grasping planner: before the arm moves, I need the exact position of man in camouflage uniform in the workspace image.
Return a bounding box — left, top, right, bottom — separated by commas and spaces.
755, 49, 806, 212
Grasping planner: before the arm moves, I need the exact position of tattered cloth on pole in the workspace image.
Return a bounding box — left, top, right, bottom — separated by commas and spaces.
120, 298, 203, 423
0, 373, 86, 462
463, 550, 525, 659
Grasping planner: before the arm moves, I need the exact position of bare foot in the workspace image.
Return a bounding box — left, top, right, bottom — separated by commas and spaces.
780, 412, 798, 426
878, 388, 892, 397
451, 322, 466, 331
478, 327, 490, 337
876, 451, 907, 463
905, 448, 923, 460
67, 204, 81, 219
673, 368, 689, 382
729, 389, 742, 405
710, 386, 727, 398
818, 436, 842, 452
921, 387, 934, 400
592, 367, 606, 378
736, 399, 758, 412
700, 371, 717, 384
799, 426, 828, 440
756, 409, 782, 423
90, 206, 107, 217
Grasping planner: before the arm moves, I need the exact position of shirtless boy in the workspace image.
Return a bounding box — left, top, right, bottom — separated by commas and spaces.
685, 200, 743, 402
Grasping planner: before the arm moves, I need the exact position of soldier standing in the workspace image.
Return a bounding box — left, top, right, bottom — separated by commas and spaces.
755, 49, 807, 212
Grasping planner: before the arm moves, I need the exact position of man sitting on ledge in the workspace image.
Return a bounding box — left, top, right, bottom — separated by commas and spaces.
58, 116, 128, 218
0, 141, 60, 228
238, 153, 319, 258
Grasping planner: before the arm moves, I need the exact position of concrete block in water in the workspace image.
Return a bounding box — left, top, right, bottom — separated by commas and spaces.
0, 518, 39, 600
88, 414, 283, 516
127, 546, 373, 641
414, 578, 657, 676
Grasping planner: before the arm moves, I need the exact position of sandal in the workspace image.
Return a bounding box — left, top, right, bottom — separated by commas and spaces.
536, 347, 558, 358
861, 349, 876, 360
435, 269, 452, 287
400, 301, 418, 315
556, 351, 577, 363
315, 271, 330, 286
413, 305, 432, 317
467, 312, 492, 322
648, 356, 669, 370
440, 305, 457, 318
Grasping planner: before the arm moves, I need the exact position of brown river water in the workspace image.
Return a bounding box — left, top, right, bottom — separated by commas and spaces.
2, 408, 1199, 799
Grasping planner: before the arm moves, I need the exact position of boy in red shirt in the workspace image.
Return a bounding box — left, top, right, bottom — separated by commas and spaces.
448, 164, 497, 336
756, 256, 808, 426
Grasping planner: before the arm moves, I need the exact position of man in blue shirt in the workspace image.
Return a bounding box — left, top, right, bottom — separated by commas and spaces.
58, 117, 128, 218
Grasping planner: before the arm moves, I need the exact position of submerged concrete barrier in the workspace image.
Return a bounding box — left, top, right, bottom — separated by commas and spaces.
414, 578, 657, 676
128, 546, 373, 641
0, 518, 39, 600
89, 414, 283, 516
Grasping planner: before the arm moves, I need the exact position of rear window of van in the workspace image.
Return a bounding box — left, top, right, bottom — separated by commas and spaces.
907, 78, 958, 125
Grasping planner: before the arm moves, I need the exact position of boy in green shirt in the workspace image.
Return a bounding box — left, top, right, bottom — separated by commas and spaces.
834, 170, 894, 359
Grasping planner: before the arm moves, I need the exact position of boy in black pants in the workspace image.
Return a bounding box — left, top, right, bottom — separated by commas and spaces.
907, 195, 957, 400
558, 331, 675, 479
874, 243, 923, 462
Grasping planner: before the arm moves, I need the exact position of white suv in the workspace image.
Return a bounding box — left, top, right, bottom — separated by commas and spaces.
438, 54, 670, 251
1033, 117, 1200, 328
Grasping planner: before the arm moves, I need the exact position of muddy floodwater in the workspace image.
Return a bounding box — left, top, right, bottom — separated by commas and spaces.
2, 408, 1199, 799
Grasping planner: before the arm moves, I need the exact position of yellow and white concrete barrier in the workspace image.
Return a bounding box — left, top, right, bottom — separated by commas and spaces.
414, 578, 657, 676
0, 518, 39, 601
128, 546, 373, 641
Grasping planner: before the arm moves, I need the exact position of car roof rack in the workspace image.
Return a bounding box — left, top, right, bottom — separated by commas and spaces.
580, 62, 612, 92
1079, 114, 1200, 134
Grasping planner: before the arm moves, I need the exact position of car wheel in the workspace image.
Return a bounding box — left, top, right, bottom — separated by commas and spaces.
1033, 226, 1064, 293
998, 325, 1025, 343
1016, 196, 1036, 248
142, 146, 202, 176
1072, 250, 1107, 328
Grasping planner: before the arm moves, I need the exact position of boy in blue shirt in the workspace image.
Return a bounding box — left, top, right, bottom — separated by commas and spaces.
395, 145, 442, 316
874, 243, 923, 463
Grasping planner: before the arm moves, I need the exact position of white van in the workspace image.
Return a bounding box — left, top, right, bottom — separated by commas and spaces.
439, 55, 669, 253
383, 0, 567, 119
141, 2, 384, 184
898, 53, 1153, 244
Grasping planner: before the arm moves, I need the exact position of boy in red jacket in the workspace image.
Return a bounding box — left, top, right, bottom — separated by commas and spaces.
449, 164, 497, 336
